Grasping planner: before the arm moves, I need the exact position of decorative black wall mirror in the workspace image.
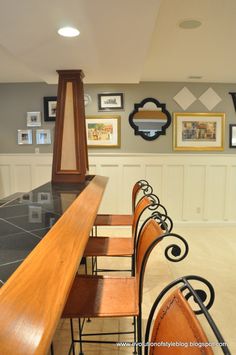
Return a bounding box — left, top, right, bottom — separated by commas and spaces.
129, 97, 171, 140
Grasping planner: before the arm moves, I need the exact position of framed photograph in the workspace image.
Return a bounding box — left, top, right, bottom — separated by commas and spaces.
17, 129, 33, 145
44, 96, 57, 121
98, 93, 124, 111
27, 111, 41, 127
36, 129, 51, 145
86, 115, 121, 147
173, 113, 225, 151
229, 124, 236, 148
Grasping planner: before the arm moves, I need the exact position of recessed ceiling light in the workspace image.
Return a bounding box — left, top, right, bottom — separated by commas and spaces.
58, 27, 80, 37
188, 75, 203, 79
179, 19, 202, 29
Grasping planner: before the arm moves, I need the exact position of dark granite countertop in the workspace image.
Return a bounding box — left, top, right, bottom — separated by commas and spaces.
0, 176, 94, 285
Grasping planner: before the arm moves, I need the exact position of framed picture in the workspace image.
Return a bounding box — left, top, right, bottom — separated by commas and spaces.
36, 129, 51, 145
44, 96, 57, 121
98, 93, 124, 111
173, 113, 225, 151
86, 115, 121, 147
17, 129, 33, 145
27, 112, 41, 127
229, 124, 236, 148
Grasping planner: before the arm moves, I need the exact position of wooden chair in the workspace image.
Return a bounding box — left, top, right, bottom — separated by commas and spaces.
93, 179, 153, 230
84, 194, 172, 274
144, 275, 231, 355
62, 215, 189, 355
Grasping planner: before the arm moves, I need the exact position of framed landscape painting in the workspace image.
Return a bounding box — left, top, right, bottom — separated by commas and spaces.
173, 113, 225, 151
86, 115, 120, 147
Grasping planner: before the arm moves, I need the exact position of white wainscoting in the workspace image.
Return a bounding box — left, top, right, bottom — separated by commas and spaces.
0, 153, 236, 225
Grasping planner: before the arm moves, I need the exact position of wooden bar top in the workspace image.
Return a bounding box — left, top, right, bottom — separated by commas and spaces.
0, 175, 108, 354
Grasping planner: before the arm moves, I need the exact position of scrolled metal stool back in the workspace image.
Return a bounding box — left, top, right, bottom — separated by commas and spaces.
144, 275, 231, 355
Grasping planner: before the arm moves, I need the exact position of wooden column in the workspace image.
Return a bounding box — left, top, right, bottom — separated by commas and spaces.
52, 70, 89, 183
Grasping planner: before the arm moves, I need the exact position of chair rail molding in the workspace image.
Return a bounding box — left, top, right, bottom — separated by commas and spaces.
0, 153, 236, 225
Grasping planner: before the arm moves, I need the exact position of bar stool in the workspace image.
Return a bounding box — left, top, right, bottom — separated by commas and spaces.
144, 275, 231, 355
62, 214, 189, 355
93, 179, 153, 232
84, 193, 172, 274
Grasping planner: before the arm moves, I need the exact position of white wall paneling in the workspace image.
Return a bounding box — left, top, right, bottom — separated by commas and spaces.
0, 164, 11, 198
183, 165, 205, 221
0, 153, 236, 225
228, 166, 236, 220
145, 165, 163, 201
14, 165, 32, 193
205, 165, 227, 221
0, 154, 52, 198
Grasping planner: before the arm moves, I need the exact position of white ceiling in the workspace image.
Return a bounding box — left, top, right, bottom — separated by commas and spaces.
0, 0, 236, 84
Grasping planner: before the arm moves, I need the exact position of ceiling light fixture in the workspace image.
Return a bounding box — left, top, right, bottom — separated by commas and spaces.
179, 19, 202, 29
58, 27, 80, 37
188, 75, 203, 79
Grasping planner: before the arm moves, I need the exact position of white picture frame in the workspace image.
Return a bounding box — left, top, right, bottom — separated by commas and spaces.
27, 111, 41, 127
36, 129, 51, 145
17, 129, 33, 145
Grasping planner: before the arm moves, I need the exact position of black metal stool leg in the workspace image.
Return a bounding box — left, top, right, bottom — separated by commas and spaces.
84, 258, 88, 275
133, 316, 137, 354
69, 319, 75, 355
78, 318, 84, 355
137, 314, 142, 355
50, 342, 54, 355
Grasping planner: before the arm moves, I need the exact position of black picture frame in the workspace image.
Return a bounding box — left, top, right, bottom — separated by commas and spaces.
43, 96, 57, 121
229, 124, 236, 148
98, 93, 124, 111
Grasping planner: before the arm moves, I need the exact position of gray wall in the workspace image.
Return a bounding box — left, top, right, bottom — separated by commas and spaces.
0, 83, 57, 153
1, 81, 236, 154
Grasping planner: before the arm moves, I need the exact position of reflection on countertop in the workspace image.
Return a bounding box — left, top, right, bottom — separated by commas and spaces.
0, 176, 94, 285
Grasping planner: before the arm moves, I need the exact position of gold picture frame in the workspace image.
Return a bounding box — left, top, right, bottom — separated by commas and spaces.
86, 115, 121, 148
173, 112, 225, 151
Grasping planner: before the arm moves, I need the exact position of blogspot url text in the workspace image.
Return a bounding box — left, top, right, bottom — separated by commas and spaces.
116, 341, 228, 348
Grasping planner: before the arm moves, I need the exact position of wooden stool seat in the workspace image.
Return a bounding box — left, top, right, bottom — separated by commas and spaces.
84, 237, 133, 256
94, 213, 133, 226
62, 275, 138, 318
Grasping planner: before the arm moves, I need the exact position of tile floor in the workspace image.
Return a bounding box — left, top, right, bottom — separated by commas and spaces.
53, 226, 236, 354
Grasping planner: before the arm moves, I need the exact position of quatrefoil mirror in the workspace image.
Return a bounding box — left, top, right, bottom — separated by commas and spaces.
129, 97, 171, 140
